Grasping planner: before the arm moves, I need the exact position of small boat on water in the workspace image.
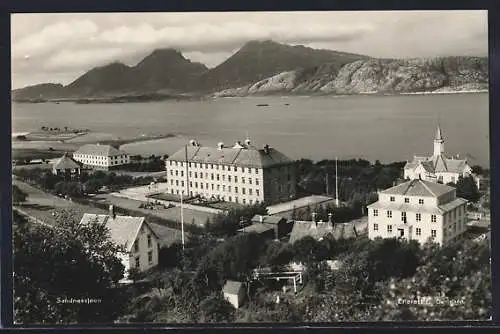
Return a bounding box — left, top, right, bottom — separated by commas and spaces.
256, 103, 269, 107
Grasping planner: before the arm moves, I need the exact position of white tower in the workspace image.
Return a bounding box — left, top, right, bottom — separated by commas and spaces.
433, 124, 445, 156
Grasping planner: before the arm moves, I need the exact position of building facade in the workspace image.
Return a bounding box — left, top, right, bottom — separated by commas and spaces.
367, 179, 468, 246
165, 139, 297, 205
404, 125, 478, 186
73, 144, 130, 170
79, 206, 160, 278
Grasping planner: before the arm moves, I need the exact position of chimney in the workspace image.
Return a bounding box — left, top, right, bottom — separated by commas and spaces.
264, 144, 270, 154
217, 142, 224, 150
109, 204, 116, 219
245, 138, 251, 146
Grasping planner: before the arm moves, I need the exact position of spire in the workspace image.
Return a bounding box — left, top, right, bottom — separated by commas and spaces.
435, 124, 443, 141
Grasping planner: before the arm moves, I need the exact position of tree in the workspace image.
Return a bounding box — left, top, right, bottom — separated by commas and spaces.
198, 293, 236, 323
12, 185, 28, 204
456, 176, 481, 203
13, 210, 126, 324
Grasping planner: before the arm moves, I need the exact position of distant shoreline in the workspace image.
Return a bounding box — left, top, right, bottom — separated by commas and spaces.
12, 89, 488, 104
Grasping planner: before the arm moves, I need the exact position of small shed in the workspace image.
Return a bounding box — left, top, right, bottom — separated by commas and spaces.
222, 280, 245, 309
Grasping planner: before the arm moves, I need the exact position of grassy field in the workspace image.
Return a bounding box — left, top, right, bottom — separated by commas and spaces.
93, 193, 215, 226
13, 180, 184, 247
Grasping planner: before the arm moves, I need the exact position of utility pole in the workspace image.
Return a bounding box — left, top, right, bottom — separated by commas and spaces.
335, 157, 340, 207
180, 192, 185, 251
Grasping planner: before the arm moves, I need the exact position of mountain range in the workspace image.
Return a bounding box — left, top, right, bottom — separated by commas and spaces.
12, 40, 488, 102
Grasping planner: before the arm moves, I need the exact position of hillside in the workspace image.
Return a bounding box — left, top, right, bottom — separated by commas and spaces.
214, 56, 488, 97
195, 40, 369, 92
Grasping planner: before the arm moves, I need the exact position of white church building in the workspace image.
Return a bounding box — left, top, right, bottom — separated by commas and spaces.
403, 125, 479, 186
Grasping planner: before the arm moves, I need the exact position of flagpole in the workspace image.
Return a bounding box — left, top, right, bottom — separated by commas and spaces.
335, 157, 339, 207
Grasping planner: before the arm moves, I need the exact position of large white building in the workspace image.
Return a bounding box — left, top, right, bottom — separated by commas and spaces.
73, 144, 130, 170
165, 139, 297, 205
79, 206, 160, 278
367, 179, 468, 246
404, 125, 477, 185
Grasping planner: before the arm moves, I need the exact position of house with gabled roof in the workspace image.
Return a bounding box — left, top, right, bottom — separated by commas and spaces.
403, 125, 479, 187
288, 213, 358, 243
367, 179, 468, 246
52, 153, 81, 178
79, 205, 160, 278
73, 143, 130, 170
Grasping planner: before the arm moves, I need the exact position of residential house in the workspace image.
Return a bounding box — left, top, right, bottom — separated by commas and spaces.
288, 213, 358, 243
237, 214, 289, 240
79, 205, 160, 278
367, 179, 468, 246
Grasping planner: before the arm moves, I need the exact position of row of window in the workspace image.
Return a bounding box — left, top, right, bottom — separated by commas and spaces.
135, 251, 154, 268
373, 224, 437, 237
390, 196, 425, 205
169, 161, 260, 174
169, 170, 262, 185
171, 179, 262, 195
373, 209, 436, 222
133, 235, 153, 253
76, 154, 127, 159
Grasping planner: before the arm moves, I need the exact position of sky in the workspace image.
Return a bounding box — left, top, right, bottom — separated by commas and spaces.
11, 11, 488, 89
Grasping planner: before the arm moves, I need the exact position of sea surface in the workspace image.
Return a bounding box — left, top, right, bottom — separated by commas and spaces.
12, 93, 490, 167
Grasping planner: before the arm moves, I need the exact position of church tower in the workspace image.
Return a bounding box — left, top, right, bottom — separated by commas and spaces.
433, 124, 445, 156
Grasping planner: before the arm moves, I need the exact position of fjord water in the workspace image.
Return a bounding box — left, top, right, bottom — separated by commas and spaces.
12, 93, 490, 167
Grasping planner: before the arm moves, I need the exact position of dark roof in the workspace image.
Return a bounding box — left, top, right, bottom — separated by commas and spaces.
74, 144, 127, 157
223, 280, 244, 294
167, 144, 292, 168
237, 223, 274, 234
251, 215, 286, 225
380, 179, 454, 198
53, 154, 80, 170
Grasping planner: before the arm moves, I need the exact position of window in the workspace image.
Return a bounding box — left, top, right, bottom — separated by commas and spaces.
195, 172, 198, 178
148, 251, 153, 264
387, 225, 393, 233
373, 209, 378, 217
431, 230, 437, 238
147, 235, 152, 248
211, 173, 214, 180
217, 185, 220, 191
235, 176, 238, 183
216, 174, 220, 181
235, 187, 238, 194
175, 180, 179, 186
234, 166, 237, 172
255, 168, 259, 174
374, 224, 379, 231
249, 178, 252, 185
256, 179, 259, 185
181, 171, 184, 177
390, 196, 395, 202
135, 257, 140, 268
228, 186, 232, 192
211, 184, 214, 190
249, 189, 253, 195
416, 213, 421, 222
181, 181, 184, 187
223, 185, 226, 191
134, 240, 139, 253
243, 199, 246, 204
404, 197, 409, 203
431, 215, 437, 223
401, 212, 406, 221
228, 176, 232, 182
387, 210, 392, 218
256, 189, 260, 196
416, 228, 422, 236
419, 199, 424, 205
235, 197, 239, 203
242, 177, 245, 184
242, 188, 246, 195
